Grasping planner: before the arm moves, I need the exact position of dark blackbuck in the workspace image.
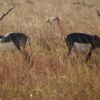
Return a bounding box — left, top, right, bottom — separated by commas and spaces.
0, 32, 31, 60
64, 33, 100, 61
1, 32, 31, 51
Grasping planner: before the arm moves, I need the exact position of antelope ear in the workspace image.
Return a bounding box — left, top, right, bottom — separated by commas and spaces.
94, 35, 99, 38
94, 35, 100, 40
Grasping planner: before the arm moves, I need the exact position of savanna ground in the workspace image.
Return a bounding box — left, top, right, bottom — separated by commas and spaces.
0, 0, 99, 100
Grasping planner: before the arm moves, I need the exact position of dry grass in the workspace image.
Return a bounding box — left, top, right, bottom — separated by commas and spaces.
0, 0, 99, 100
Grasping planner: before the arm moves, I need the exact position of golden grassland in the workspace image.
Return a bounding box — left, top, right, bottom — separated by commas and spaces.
0, 0, 99, 99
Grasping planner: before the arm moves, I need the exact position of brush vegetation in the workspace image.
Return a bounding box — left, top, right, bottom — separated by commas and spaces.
0, 0, 99, 100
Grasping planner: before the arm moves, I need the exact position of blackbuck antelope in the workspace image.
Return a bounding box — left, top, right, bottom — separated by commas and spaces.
0, 32, 31, 58
64, 33, 100, 61
0, 4, 31, 61
46, 16, 100, 61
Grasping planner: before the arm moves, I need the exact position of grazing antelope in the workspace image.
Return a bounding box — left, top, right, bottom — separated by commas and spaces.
0, 4, 31, 61
46, 16, 60, 24
0, 32, 31, 59
64, 33, 100, 61
46, 16, 100, 61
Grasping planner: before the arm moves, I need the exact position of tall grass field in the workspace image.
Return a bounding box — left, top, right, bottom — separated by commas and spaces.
0, 0, 99, 99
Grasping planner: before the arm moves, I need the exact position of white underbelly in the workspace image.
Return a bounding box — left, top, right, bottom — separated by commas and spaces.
0, 42, 16, 51
73, 43, 91, 52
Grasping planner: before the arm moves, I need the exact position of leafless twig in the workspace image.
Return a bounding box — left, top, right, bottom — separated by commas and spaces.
0, 5, 15, 21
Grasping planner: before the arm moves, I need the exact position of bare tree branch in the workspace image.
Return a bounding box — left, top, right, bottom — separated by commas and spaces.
0, 5, 15, 21
97, 10, 100, 16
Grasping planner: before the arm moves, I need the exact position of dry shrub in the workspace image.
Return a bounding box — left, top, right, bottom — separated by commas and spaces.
0, 0, 99, 100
